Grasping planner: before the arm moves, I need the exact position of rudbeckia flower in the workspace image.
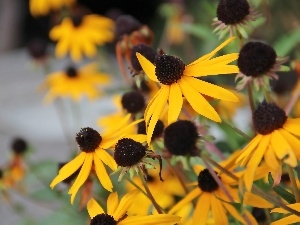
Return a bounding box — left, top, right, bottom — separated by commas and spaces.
50, 14, 114, 61
136, 37, 239, 144
87, 191, 181, 225
40, 63, 110, 103
271, 203, 300, 225
169, 163, 271, 225
235, 101, 300, 191
29, 0, 75, 17
50, 114, 142, 204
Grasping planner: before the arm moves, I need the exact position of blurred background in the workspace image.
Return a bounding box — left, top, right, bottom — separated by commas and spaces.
0, 0, 300, 224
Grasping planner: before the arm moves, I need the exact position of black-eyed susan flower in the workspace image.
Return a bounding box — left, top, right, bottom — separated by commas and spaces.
136, 37, 239, 144
236, 41, 288, 90
235, 101, 300, 191
271, 203, 300, 225
29, 0, 75, 17
169, 163, 271, 225
50, 14, 114, 61
50, 114, 142, 204
87, 191, 181, 225
40, 63, 110, 103
213, 0, 259, 39
113, 136, 163, 182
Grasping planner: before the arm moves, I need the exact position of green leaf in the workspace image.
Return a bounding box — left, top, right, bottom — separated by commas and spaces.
268, 173, 296, 204
273, 29, 300, 56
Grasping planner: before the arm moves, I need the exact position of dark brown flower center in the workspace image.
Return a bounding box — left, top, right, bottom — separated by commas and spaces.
197, 169, 219, 192
137, 120, 164, 140
253, 101, 287, 135
11, 138, 28, 155
217, 0, 250, 25
76, 127, 102, 152
66, 66, 78, 78
155, 55, 185, 85
238, 42, 277, 77
130, 44, 158, 72
164, 120, 198, 156
121, 91, 145, 113
71, 15, 83, 27
114, 138, 146, 167
90, 214, 117, 225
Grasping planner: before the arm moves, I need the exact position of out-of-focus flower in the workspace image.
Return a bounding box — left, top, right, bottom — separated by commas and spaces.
50, 114, 142, 204
50, 14, 114, 61
87, 191, 181, 225
213, 0, 259, 39
271, 203, 300, 225
234, 101, 300, 191
40, 63, 110, 103
29, 0, 75, 17
137, 37, 239, 144
236, 41, 288, 90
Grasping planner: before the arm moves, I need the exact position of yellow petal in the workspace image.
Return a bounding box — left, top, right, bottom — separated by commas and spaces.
283, 118, 300, 137
144, 87, 164, 127
222, 202, 247, 224
50, 152, 86, 189
236, 135, 262, 166
136, 53, 159, 82
169, 188, 200, 214
125, 134, 147, 143
184, 64, 239, 77
280, 129, 300, 159
113, 190, 139, 220
243, 192, 273, 208
270, 215, 300, 225
211, 195, 228, 225
168, 83, 183, 124
179, 78, 221, 122
87, 198, 104, 218
244, 134, 270, 191
193, 192, 211, 225
183, 76, 238, 102
271, 203, 300, 214
68, 153, 93, 204
107, 192, 119, 215
188, 37, 236, 65
102, 114, 131, 137
147, 85, 169, 145
191, 53, 239, 67
94, 155, 113, 192
264, 146, 280, 171
118, 215, 181, 225
95, 149, 117, 171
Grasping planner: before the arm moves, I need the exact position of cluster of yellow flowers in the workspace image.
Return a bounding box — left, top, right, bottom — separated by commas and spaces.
21, 0, 300, 224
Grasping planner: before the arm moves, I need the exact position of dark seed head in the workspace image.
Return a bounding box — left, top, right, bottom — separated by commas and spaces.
198, 169, 219, 192
115, 15, 142, 41
132, 80, 151, 94
137, 120, 164, 140
90, 214, 117, 225
238, 42, 277, 77
217, 0, 250, 25
164, 120, 198, 156
281, 173, 290, 184
253, 101, 287, 135
131, 44, 158, 72
251, 207, 266, 223
11, 138, 28, 155
76, 127, 102, 152
0, 169, 3, 179
155, 55, 185, 85
71, 14, 84, 27
27, 38, 48, 59
270, 70, 298, 95
114, 138, 146, 167
66, 66, 78, 78
121, 91, 145, 113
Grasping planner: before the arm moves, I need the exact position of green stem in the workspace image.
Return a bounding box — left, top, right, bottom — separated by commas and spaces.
124, 177, 148, 197
138, 168, 164, 214
247, 83, 255, 114
287, 165, 300, 202
221, 117, 251, 140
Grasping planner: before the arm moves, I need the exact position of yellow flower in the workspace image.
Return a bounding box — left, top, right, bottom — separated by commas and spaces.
40, 63, 110, 103
271, 203, 300, 225
87, 191, 181, 225
50, 14, 114, 61
136, 37, 239, 144
169, 162, 272, 225
29, 0, 75, 17
50, 114, 142, 204
235, 101, 300, 191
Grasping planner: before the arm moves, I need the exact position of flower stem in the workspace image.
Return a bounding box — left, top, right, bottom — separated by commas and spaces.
247, 82, 255, 113
221, 117, 251, 140
287, 165, 300, 202
138, 167, 164, 214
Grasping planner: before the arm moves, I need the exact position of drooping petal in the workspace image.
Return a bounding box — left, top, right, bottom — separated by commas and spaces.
169, 188, 200, 214
118, 215, 181, 225
271, 203, 300, 214
94, 155, 113, 192
280, 129, 300, 159
183, 76, 238, 102
283, 118, 300, 137
102, 114, 131, 138
222, 202, 248, 224
113, 190, 139, 220
188, 37, 236, 65
264, 146, 280, 171
190, 53, 239, 67
179, 78, 221, 122
243, 192, 274, 208
95, 149, 117, 171
211, 195, 228, 225
184, 64, 239, 77
50, 152, 86, 189
87, 198, 104, 218
68, 153, 93, 204
270, 215, 300, 225
107, 192, 119, 215
193, 192, 211, 225
136, 53, 159, 82
168, 83, 183, 124
244, 135, 270, 191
